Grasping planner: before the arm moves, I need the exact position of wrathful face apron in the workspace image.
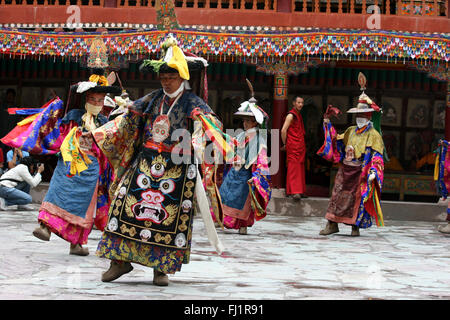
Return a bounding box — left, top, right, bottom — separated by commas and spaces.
104, 147, 197, 250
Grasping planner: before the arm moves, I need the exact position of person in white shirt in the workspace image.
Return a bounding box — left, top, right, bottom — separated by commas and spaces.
0, 156, 44, 210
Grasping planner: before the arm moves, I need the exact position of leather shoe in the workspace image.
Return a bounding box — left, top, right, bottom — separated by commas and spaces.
0, 197, 7, 210
239, 227, 248, 235
32, 223, 51, 241
70, 244, 89, 256
102, 260, 133, 282
438, 223, 450, 234
17, 204, 35, 211
319, 221, 339, 235
153, 269, 169, 286
351, 225, 360, 237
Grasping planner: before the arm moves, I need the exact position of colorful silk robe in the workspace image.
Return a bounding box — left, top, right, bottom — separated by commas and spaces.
434, 140, 450, 222
93, 89, 216, 274
435, 139, 450, 200
317, 122, 385, 228
1, 98, 112, 244
39, 109, 112, 237
219, 128, 271, 229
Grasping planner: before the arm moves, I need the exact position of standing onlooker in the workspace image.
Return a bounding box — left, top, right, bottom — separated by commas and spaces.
0, 156, 44, 210
0, 89, 18, 159
6, 148, 30, 169
281, 96, 307, 201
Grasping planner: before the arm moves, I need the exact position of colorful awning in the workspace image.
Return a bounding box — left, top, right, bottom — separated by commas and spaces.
0, 28, 448, 63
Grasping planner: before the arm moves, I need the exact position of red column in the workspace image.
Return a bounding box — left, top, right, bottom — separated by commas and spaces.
272, 72, 289, 189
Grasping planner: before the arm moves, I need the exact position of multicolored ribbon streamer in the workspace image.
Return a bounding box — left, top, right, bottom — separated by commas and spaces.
372, 184, 384, 227
191, 108, 238, 162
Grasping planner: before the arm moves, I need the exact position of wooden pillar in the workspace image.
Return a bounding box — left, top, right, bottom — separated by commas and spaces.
272, 71, 289, 188
277, 0, 291, 12
104, 0, 117, 7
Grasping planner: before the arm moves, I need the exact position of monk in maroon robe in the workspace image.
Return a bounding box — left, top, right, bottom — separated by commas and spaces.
281, 96, 307, 201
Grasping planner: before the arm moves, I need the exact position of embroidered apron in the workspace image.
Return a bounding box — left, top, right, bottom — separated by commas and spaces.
104, 147, 197, 250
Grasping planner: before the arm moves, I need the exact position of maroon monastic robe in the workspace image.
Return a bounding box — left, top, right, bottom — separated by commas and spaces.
286, 108, 306, 195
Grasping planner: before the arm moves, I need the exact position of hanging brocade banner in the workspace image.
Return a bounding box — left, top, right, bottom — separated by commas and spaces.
0, 28, 448, 63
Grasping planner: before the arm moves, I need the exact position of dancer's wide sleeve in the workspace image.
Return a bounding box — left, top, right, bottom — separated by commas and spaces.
1, 98, 65, 155
317, 122, 345, 163
92, 110, 143, 181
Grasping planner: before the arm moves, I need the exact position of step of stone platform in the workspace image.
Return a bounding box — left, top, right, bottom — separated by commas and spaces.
268, 188, 448, 223
30, 182, 49, 205
31, 184, 448, 223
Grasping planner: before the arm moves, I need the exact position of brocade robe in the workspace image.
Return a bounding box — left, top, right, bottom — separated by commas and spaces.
93, 89, 215, 274
318, 122, 385, 228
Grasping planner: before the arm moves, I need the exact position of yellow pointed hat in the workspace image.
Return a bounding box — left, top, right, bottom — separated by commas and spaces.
164, 44, 190, 80
140, 36, 207, 80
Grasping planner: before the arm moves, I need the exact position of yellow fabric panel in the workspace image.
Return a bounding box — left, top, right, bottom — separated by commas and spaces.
167, 46, 190, 80
340, 125, 384, 159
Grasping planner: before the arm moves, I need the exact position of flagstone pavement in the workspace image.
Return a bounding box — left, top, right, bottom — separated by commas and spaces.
0, 204, 449, 300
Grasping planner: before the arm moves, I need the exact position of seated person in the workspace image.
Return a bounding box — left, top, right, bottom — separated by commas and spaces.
6, 148, 30, 169
384, 154, 404, 172
0, 156, 44, 210
383, 136, 404, 172
415, 145, 436, 173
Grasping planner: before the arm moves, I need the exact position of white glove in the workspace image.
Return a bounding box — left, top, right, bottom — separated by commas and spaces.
368, 172, 376, 182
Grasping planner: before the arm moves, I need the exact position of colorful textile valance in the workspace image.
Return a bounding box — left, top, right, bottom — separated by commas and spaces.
0, 28, 448, 63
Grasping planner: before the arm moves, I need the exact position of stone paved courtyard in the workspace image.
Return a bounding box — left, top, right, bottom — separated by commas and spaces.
0, 205, 449, 300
